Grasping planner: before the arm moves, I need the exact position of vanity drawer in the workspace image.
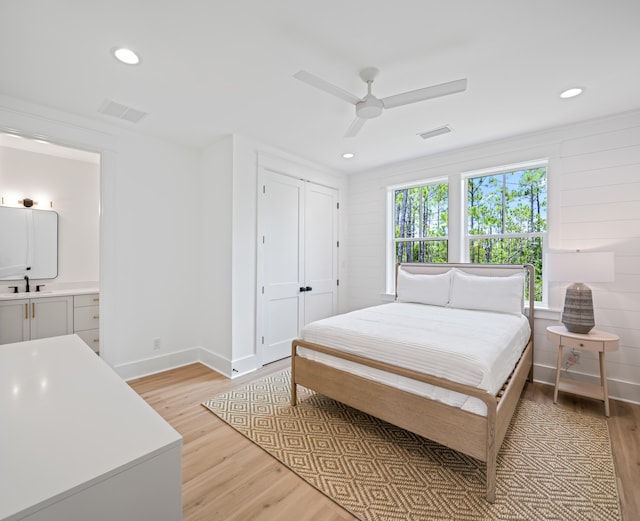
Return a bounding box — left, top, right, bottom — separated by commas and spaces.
75, 329, 100, 353
559, 335, 603, 352
75, 293, 100, 308
74, 305, 99, 331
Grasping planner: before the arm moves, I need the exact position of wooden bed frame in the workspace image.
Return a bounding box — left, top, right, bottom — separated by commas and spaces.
291, 263, 535, 503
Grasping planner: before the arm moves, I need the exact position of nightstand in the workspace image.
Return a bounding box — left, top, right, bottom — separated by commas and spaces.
546, 325, 619, 416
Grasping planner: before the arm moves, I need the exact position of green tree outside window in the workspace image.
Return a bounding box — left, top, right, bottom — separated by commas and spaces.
467, 167, 547, 300
394, 183, 448, 263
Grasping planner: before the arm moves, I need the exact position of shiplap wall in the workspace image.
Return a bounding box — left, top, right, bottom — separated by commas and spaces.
345, 110, 640, 404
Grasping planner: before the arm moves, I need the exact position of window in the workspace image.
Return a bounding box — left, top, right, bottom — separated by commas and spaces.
466, 164, 547, 300
387, 161, 547, 302
392, 181, 448, 264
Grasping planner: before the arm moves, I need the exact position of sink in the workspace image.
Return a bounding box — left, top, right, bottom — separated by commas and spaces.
0, 290, 53, 300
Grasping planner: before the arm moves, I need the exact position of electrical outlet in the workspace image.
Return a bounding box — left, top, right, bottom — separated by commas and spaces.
567, 349, 580, 365
152, 337, 161, 350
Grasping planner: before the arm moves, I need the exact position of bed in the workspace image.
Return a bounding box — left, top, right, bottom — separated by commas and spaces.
291, 263, 535, 503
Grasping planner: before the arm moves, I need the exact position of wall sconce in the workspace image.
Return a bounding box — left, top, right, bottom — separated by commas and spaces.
547, 250, 615, 334
2, 197, 53, 208
19, 198, 37, 208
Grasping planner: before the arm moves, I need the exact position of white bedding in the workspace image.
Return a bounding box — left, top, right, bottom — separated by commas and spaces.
298, 302, 531, 416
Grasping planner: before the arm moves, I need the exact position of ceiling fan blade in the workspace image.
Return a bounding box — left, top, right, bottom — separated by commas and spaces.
344, 117, 366, 138
381, 78, 467, 109
294, 70, 361, 105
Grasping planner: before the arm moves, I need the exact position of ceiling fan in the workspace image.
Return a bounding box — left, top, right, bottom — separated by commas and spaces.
293, 67, 467, 137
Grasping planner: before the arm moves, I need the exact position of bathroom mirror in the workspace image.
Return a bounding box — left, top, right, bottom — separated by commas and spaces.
0, 206, 58, 280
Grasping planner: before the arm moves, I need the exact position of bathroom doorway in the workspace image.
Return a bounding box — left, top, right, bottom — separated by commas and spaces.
0, 133, 101, 349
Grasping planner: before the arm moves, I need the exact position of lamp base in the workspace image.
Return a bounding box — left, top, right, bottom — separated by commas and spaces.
561, 282, 595, 334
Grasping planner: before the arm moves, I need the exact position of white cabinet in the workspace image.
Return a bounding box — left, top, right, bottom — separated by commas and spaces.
0, 335, 182, 521
0, 296, 72, 345
73, 293, 100, 353
0, 299, 29, 344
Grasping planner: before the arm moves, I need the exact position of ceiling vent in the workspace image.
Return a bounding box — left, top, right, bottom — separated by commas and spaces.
98, 99, 148, 124
418, 125, 452, 140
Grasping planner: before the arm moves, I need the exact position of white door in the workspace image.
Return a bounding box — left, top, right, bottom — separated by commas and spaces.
258, 170, 305, 364
304, 182, 338, 325
257, 169, 338, 365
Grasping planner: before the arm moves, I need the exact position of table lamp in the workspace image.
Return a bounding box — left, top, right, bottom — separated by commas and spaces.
547, 251, 614, 334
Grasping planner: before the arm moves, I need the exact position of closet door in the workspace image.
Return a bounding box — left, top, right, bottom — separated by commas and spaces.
304, 182, 338, 325
258, 170, 305, 365
257, 169, 339, 365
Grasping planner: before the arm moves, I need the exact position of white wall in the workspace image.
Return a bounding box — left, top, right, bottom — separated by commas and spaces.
230, 135, 260, 372
199, 136, 234, 373
0, 146, 99, 288
346, 110, 640, 404
106, 131, 201, 375
548, 113, 640, 403
0, 95, 202, 376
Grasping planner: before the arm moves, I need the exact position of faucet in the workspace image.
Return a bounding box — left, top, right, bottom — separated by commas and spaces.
24, 275, 30, 293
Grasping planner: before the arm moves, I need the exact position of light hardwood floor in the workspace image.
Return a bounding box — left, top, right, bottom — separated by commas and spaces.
129, 361, 639, 521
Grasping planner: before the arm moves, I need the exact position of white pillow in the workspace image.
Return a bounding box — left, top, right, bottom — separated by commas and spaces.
448, 269, 524, 315
396, 268, 452, 307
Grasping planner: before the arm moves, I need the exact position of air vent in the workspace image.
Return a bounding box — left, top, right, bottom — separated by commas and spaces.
418, 125, 452, 140
98, 99, 148, 124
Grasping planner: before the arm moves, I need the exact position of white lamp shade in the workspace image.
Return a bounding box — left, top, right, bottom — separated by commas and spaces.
546, 252, 615, 283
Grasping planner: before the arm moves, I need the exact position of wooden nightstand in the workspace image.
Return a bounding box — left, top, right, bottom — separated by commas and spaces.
546, 325, 619, 416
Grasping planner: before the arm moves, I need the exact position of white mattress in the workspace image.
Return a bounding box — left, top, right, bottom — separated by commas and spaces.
298, 302, 531, 416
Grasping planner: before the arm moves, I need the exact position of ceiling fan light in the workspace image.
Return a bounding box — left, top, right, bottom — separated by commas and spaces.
356, 98, 383, 119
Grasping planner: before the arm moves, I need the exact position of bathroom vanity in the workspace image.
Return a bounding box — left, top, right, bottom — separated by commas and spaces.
1, 205, 101, 352
0, 334, 182, 521
0, 289, 100, 352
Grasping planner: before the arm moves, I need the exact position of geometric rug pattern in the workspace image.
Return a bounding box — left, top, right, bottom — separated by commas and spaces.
203, 370, 620, 521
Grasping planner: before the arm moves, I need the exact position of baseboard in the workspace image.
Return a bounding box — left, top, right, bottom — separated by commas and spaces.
197, 348, 232, 378
115, 347, 201, 381
115, 347, 257, 381
229, 354, 259, 378
534, 363, 640, 405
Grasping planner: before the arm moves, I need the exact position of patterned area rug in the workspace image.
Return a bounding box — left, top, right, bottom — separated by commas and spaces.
202, 370, 620, 521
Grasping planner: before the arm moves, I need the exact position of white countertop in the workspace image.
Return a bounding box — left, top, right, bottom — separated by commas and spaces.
0, 335, 182, 521
0, 287, 99, 301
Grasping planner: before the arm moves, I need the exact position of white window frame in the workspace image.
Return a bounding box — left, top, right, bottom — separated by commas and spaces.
461, 159, 549, 305
386, 160, 548, 305
386, 176, 448, 293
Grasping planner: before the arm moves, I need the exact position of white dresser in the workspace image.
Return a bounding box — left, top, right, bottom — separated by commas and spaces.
0, 335, 182, 521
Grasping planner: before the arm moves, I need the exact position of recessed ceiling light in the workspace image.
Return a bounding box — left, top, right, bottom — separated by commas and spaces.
112, 47, 140, 65
342, 152, 355, 159
560, 87, 583, 99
